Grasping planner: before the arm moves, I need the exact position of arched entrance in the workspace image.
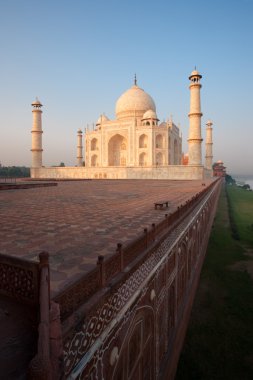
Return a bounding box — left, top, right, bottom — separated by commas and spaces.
108, 134, 127, 166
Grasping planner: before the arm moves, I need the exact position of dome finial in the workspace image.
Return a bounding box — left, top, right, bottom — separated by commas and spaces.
134, 73, 137, 86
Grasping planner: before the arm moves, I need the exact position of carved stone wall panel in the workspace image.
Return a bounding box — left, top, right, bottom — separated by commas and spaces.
76, 294, 155, 380
155, 262, 166, 298
167, 251, 176, 278
157, 301, 167, 365
63, 250, 164, 376
105, 254, 121, 282
55, 268, 100, 319
0, 258, 39, 304
65, 251, 167, 377
168, 281, 176, 340
63, 181, 221, 379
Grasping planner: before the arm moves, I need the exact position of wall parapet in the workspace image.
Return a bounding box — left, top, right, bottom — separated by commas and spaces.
59, 178, 221, 379
0, 253, 40, 304
53, 179, 219, 321
31, 164, 209, 180
0, 178, 222, 379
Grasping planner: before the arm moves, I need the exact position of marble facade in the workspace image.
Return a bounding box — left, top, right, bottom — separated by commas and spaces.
31, 71, 213, 180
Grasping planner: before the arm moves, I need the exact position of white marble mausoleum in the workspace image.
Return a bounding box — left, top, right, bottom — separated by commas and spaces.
30, 71, 213, 180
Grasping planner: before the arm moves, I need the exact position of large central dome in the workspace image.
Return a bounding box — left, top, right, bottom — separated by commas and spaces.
115, 84, 156, 120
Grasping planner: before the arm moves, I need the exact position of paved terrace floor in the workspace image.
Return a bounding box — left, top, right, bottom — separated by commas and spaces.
0, 179, 214, 296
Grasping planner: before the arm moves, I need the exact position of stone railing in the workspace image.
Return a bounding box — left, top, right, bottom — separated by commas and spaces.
0, 178, 222, 379
61, 178, 222, 379
0, 252, 56, 380
0, 253, 40, 304
54, 179, 219, 321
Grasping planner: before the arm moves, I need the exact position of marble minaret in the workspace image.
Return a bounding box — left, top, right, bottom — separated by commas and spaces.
31, 98, 43, 168
188, 70, 203, 165
77, 129, 83, 167
205, 120, 213, 170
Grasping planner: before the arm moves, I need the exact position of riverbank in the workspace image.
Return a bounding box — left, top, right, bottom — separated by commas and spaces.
175, 184, 253, 379
233, 175, 253, 190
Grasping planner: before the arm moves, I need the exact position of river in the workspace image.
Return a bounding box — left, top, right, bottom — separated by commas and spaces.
233, 175, 253, 190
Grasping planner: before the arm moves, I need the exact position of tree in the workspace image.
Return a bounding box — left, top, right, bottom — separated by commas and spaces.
0, 166, 30, 178
225, 174, 235, 185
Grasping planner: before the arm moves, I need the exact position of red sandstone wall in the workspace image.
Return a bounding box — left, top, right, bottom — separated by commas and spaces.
57, 180, 221, 379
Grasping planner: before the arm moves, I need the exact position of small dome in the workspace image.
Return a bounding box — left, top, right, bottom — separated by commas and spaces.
31, 97, 43, 107
142, 109, 158, 120
115, 84, 156, 120
189, 69, 202, 80
96, 114, 109, 125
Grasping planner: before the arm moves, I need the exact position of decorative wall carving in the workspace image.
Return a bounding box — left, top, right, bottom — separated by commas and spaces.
61, 180, 221, 379
0, 256, 39, 304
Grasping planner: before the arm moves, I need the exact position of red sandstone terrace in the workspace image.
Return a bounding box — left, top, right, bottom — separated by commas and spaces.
0, 178, 221, 379
0, 179, 213, 296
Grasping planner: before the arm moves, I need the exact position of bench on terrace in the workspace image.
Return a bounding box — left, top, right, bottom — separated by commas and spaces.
154, 200, 169, 210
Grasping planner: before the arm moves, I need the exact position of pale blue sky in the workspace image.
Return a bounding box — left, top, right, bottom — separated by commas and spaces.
0, 0, 252, 175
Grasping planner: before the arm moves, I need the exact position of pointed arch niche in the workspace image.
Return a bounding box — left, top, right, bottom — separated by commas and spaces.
156, 152, 164, 166
174, 139, 179, 164
139, 152, 147, 166
91, 138, 98, 151
139, 134, 148, 148
108, 134, 127, 166
156, 134, 164, 149
91, 154, 98, 167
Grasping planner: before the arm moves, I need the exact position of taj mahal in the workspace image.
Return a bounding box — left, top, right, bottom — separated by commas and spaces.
30, 70, 214, 180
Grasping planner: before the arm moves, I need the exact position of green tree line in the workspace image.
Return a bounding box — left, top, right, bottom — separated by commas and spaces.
0, 166, 30, 178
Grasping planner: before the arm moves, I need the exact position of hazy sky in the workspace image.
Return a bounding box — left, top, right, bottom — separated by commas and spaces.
0, 0, 252, 175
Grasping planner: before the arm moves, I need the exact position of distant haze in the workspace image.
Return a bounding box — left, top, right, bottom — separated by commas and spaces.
0, 0, 252, 176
